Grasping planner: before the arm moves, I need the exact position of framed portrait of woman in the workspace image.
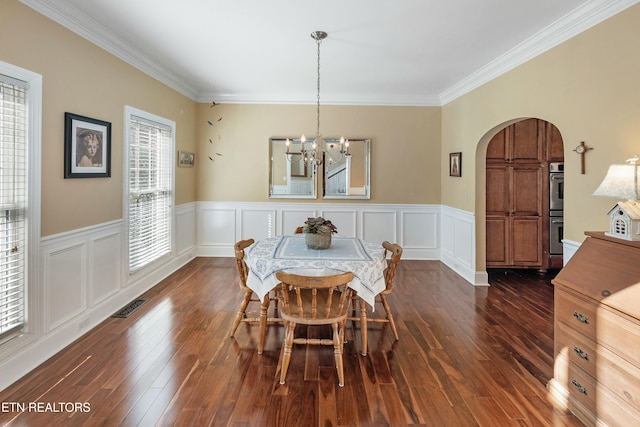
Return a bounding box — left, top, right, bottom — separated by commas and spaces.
64, 112, 111, 178
449, 152, 461, 177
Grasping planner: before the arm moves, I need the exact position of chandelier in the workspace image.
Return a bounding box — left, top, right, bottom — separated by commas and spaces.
285, 31, 349, 170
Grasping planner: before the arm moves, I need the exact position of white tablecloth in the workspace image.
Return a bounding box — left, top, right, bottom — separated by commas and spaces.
244, 235, 387, 308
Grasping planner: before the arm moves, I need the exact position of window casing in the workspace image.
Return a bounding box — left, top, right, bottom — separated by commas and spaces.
125, 107, 175, 273
0, 63, 41, 346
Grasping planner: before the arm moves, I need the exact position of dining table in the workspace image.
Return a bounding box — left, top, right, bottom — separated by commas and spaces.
244, 234, 388, 353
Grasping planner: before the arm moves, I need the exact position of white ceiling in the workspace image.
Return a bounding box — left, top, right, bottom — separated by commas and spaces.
21, 0, 638, 105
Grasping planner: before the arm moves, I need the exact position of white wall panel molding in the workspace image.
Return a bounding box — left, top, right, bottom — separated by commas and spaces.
40, 220, 125, 330
176, 202, 196, 258
441, 206, 484, 286
362, 210, 397, 247
195, 201, 442, 260
43, 242, 87, 330
562, 239, 581, 265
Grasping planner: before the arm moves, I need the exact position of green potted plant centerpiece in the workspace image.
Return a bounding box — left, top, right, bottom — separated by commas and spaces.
302, 217, 338, 249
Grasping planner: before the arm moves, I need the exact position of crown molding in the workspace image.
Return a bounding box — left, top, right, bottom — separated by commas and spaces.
196, 92, 442, 107
20, 0, 201, 101
439, 0, 640, 105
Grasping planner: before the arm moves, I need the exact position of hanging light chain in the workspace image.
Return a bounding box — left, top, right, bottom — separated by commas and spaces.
316, 33, 322, 141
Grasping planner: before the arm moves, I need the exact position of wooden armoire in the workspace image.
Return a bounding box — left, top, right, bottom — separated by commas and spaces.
486, 118, 564, 271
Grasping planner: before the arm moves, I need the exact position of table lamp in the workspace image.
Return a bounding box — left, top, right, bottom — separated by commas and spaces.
592, 155, 640, 241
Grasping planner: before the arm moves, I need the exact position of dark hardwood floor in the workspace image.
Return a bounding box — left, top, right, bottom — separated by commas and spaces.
0, 258, 583, 426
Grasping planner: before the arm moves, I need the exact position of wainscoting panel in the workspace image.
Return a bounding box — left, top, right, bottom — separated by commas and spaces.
319, 209, 359, 238
40, 220, 127, 331
197, 207, 236, 255
241, 208, 277, 242
562, 239, 580, 265
362, 210, 397, 246
281, 209, 318, 235
195, 202, 442, 260
176, 203, 196, 257
44, 243, 87, 331
440, 206, 480, 285
402, 211, 439, 254
90, 230, 121, 307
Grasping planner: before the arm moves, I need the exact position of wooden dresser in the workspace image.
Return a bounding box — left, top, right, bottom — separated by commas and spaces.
549, 232, 640, 426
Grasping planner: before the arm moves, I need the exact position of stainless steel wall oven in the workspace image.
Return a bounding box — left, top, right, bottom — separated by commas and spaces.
549, 162, 564, 255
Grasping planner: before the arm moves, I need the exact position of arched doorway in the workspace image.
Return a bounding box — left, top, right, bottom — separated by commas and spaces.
484, 118, 564, 273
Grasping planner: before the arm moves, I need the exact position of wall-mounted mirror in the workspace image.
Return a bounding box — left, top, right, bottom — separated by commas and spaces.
323, 138, 370, 199
269, 137, 317, 199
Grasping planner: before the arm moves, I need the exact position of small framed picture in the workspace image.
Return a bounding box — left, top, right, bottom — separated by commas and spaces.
64, 112, 111, 178
178, 151, 195, 167
449, 152, 461, 177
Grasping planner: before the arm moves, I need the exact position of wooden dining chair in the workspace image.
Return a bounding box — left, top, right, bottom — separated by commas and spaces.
349, 241, 402, 356
230, 239, 281, 352
275, 270, 354, 387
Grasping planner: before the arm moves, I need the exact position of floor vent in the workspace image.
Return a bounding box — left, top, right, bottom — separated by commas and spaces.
112, 299, 148, 318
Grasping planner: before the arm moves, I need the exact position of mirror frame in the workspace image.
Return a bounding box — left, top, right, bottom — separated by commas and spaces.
269, 137, 317, 199
322, 138, 371, 199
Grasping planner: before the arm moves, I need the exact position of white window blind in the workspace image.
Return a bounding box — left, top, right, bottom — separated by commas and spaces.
0, 76, 27, 341
127, 114, 173, 273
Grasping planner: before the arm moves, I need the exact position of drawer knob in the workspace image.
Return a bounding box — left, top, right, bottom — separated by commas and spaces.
573, 310, 589, 324
573, 345, 589, 361
572, 379, 588, 395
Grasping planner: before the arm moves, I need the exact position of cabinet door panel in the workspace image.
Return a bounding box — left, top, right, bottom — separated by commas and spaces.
486, 128, 507, 162
486, 217, 509, 265
546, 122, 564, 162
512, 119, 543, 162
486, 166, 509, 215
512, 167, 542, 215
512, 217, 542, 265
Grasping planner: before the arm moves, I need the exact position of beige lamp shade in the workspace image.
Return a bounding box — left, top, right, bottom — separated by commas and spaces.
592, 164, 640, 201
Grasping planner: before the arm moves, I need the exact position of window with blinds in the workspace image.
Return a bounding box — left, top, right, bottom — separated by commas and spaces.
0, 76, 27, 342
127, 111, 174, 273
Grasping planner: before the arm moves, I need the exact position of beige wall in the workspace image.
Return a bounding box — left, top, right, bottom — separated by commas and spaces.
441, 4, 640, 267
197, 103, 441, 204
1, 0, 198, 237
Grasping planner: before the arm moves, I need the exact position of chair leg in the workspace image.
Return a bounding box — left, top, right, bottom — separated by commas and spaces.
279, 322, 295, 385
272, 288, 279, 317
230, 290, 253, 338
380, 294, 399, 340
350, 295, 358, 317
359, 298, 368, 356
332, 322, 345, 387
258, 295, 270, 354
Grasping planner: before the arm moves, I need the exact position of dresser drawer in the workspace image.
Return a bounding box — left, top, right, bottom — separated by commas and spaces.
598, 346, 640, 412
554, 354, 597, 413
597, 305, 640, 368
556, 287, 597, 340
595, 382, 640, 427
555, 321, 597, 378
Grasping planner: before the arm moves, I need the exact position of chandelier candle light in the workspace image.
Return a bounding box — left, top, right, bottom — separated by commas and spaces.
285, 31, 349, 170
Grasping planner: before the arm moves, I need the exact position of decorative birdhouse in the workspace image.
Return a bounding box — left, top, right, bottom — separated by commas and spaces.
605, 201, 640, 241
